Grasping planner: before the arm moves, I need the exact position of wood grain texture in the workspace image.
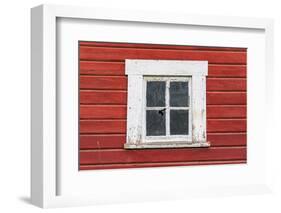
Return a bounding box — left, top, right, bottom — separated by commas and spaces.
79, 41, 247, 170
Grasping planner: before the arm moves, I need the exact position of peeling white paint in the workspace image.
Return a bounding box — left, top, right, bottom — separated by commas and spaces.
125, 59, 208, 149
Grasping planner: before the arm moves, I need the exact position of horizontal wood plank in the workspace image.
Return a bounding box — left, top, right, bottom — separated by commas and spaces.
80, 159, 246, 170
207, 119, 246, 133
80, 41, 247, 52
80, 61, 125, 75
80, 120, 126, 134
208, 65, 246, 77
207, 92, 246, 105
207, 105, 246, 118
80, 46, 246, 64
80, 134, 126, 149
80, 76, 127, 90
207, 78, 246, 91
80, 105, 127, 119
79, 132, 246, 149
207, 133, 246, 146
80, 90, 127, 104
80, 147, 246, 165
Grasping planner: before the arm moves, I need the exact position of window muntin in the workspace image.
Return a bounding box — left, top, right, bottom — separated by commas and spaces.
144, 77, 192, 143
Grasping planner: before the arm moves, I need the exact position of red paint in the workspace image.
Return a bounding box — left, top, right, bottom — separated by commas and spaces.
80, 147, 246, 164
79, 133, 246, 150
80, 46, 246, 64
79, 41, 247, 170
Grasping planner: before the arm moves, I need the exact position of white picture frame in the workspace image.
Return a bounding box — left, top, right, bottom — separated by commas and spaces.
31, 4, 274, 208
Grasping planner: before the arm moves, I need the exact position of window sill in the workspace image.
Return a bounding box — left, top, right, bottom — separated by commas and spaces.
124, 141, 210, 149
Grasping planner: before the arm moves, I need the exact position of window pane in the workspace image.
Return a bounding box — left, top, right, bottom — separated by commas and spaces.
146, 110, 166, 136
146, 81, 166, 107
169, 81, 189, 107
170, 110, 189, 135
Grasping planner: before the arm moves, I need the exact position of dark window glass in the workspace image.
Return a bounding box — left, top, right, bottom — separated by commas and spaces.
170, 110, 189, 135
169, 81, 189, 107
146, 81, 166, 107
146, 110, 166, 136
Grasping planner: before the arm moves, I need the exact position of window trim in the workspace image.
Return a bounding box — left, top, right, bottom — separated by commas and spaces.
125, 59, 210, 149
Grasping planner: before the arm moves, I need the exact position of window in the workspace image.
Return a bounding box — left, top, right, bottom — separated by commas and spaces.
144, 77, 192, 142
125, 59, 209, 149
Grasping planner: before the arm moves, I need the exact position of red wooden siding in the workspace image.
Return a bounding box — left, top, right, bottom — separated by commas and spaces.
79, 41, 247, 170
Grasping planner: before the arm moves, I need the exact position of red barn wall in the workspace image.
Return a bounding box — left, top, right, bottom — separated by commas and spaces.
79, 41, 247, 170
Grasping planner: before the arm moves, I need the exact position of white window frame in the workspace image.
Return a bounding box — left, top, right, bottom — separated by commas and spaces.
125, 59, 210, 149
143, 76, 192, 142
